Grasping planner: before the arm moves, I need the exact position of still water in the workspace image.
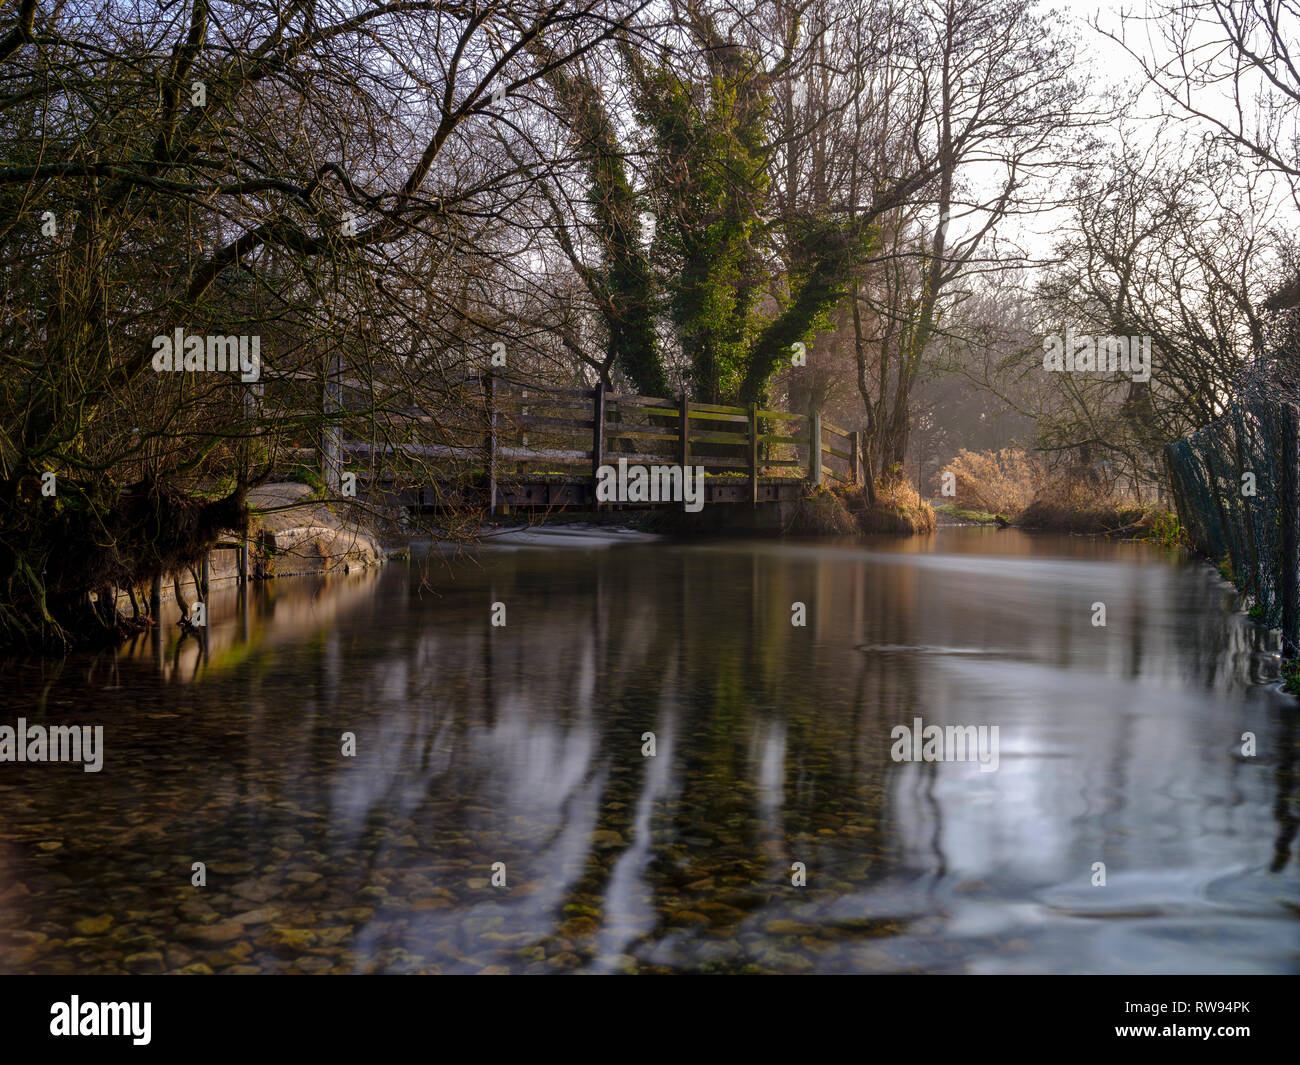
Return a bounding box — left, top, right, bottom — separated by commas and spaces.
1, 528, 1297, 974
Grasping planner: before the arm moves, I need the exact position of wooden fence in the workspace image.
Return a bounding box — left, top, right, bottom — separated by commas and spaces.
470, 376, 859, 511
277, 368, 860, 512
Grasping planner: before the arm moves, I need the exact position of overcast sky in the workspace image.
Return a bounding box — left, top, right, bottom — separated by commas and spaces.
981, 0, 1299, 275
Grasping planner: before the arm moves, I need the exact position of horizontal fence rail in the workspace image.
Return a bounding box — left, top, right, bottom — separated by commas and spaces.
318, 372, 860, 512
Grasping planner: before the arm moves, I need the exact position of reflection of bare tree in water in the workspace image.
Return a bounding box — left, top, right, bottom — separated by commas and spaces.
539, 547, 911, 968
309, 549, 674, 965
247, 541, 1300, 973
546, 576, 668, 953
920, 760, 947, 883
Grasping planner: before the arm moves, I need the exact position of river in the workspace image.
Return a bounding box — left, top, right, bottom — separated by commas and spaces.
1, 527, 1297, 973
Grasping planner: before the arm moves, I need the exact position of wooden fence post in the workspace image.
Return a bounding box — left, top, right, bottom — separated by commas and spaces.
323, 350, 342, 494
850, 431, 860, 486
809, 402, 823, 488
749, 404, 759, 507
483, 372, 497, 516
679, 393, 691, 468
592, 382, 606, 510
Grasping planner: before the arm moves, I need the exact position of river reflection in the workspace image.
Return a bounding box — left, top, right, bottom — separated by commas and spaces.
1, 528, 1297, 973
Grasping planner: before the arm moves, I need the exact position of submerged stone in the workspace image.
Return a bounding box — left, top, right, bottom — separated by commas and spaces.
73, 915, 113, 935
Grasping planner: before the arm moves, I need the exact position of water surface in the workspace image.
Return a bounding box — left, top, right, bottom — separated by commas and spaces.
1, 528, 1297, 973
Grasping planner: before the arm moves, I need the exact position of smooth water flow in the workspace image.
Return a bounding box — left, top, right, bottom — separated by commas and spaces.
1, 528, 1297, 973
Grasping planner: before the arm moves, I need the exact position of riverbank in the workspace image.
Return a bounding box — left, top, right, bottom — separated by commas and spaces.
935, 498, 1176, 540
247, 484, 383, 578
110, 482, 385, 615
470, 485, 937, 541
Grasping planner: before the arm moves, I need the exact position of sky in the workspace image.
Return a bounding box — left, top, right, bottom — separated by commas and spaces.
978, 0, 1299, 276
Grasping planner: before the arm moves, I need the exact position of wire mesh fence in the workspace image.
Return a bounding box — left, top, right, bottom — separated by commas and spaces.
1166, 392, 1300, 651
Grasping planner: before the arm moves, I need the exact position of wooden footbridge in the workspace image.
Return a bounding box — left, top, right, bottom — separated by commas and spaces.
168, 375, 861, 606
331, 375, 863, 514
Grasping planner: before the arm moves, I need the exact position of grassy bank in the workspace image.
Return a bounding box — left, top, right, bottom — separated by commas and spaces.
939, 448, 1180, 541
1015, 498, 1171, 537
790, 482, 936, 536
934, 503, 1005, 525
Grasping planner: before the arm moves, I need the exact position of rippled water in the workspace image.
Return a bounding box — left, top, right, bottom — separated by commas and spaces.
1, 528, 1298, 973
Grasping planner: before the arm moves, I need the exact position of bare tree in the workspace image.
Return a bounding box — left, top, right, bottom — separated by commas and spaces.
0, 0, 641, 649
1101, 0, 1299, 199
1024, 132, 1291, 493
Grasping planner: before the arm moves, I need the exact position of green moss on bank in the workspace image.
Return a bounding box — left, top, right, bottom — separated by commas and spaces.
1282, 659, 1300, 696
